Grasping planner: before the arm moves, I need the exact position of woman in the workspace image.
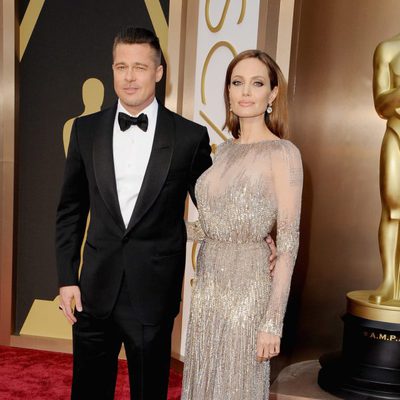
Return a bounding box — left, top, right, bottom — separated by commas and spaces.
182, 50, 303, 400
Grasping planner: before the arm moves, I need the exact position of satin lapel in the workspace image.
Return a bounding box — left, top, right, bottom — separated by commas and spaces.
92, 104, 125, 231
125, 104, 174, 234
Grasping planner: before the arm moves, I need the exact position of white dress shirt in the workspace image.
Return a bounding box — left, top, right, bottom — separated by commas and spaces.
113, 98, 158, 228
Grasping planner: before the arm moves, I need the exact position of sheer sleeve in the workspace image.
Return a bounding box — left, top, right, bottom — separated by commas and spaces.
185, 141, 228, 242
185, 220, 206, 241
259, 141, 303, 336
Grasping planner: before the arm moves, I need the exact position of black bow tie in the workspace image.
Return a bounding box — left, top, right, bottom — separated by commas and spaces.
118, 112, 148, 132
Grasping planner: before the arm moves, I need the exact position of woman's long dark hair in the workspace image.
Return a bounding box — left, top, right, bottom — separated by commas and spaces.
223, 50, 289, 139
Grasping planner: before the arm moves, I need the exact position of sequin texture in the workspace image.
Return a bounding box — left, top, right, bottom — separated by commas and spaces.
182, 139, 303, 400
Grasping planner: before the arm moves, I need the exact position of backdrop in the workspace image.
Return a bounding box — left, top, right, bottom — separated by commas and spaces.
16, 0, 169, 333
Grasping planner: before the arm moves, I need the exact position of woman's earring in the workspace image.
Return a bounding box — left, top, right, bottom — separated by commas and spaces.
266, 104, 273, 114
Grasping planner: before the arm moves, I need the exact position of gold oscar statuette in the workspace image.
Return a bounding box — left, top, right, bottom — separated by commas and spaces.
347, 33, 400, 323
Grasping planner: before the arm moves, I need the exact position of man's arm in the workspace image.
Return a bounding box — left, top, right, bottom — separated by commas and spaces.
188, 127, 212, 206
56, 119, 89, 323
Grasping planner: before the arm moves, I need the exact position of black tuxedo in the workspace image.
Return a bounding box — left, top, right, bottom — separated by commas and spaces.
55, 101, 212, 399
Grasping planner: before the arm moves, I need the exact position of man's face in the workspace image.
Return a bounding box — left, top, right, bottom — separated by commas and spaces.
113, 43, 163, 115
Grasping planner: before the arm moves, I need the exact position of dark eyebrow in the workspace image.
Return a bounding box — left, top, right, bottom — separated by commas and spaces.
132, 62, 149, 68
231, 75, 266, 80
113, 61, 149, 68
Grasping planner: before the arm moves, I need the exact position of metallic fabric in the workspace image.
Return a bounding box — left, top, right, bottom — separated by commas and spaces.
183, 139, 303, 400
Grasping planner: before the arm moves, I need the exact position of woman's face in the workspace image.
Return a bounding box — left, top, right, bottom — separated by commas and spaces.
229, 57, 277, 120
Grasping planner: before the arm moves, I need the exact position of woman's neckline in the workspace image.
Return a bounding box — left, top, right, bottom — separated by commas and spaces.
231, 137, 281, 145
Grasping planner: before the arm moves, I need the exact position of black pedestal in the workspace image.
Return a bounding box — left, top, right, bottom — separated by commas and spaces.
318, 314, 400, 399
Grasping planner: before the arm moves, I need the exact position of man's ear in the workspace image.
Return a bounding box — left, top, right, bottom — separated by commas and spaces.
156, 65, 163, 83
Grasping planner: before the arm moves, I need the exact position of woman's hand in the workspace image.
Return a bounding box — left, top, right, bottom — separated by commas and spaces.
256, 332, 280, 362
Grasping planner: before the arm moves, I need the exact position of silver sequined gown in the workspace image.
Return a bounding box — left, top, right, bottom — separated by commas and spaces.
182, 139, 303, 400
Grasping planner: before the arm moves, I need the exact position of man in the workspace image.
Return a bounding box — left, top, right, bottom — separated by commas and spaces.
56, 27, 212, 399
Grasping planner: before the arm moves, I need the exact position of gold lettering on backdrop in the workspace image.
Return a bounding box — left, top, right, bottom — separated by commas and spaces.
200, 3, 249, 141
201, 41, 237, 105
144, 0, 169, 69
200, 41, 236, 143
363, 330, 400, 342
238, 0, 246, 24
205, 0, 247, 32
199, 111, 227, 143
19, 0, 45, 60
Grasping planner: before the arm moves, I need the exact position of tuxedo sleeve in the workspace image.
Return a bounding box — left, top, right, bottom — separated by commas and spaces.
55, 119, 90, 287
188, 127, 212, 206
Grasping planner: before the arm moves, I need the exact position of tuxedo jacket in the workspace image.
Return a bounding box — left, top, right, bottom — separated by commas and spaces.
56, 102, 212, 325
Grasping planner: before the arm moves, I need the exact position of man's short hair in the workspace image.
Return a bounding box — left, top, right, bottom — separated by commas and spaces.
113, 26, 162, 65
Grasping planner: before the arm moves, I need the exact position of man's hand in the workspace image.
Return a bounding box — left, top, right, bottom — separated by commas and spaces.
266, 235, 277, 275
59, 285, 82, 324
256, 331, 280, 362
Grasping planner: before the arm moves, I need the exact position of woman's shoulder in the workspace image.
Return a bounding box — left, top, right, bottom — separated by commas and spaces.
214, 139, 231, 155
213, 137, 301, 158
274, 138, 301, 157
217, 139, 231, 149
269, 139, 302, 171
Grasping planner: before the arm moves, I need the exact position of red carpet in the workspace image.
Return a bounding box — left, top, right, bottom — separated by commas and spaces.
0, 345, 182, 399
